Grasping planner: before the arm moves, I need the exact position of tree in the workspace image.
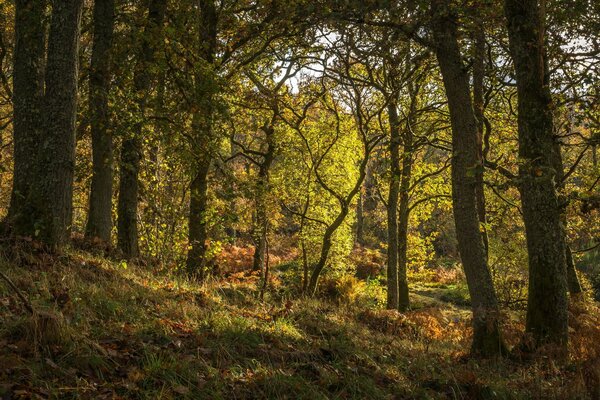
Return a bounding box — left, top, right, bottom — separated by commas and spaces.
430, 0, 506, 357
117, 0, 167, 259
86, 0, 116, 243
8, 0, 46, 238
504, 0, 569, 351
8, 0, 84, 247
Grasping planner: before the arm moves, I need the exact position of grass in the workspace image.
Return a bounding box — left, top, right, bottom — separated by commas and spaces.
0, 247, 599, 399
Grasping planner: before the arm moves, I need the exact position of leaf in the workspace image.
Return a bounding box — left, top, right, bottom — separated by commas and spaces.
173, 385, 190, 395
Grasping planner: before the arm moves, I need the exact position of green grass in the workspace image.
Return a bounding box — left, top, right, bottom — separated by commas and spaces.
0, 248, 599, 399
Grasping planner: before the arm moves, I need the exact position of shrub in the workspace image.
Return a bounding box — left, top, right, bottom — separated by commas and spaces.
321, 275, 366, 305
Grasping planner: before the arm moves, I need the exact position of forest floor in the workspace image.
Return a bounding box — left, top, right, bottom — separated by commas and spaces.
0, 247, 599, 399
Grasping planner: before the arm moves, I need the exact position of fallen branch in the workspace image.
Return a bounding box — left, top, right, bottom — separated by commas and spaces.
0, 270, 34, 314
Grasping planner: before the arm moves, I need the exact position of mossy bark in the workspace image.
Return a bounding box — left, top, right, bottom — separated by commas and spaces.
431, 0, 506, 357
505, 0, 569, 352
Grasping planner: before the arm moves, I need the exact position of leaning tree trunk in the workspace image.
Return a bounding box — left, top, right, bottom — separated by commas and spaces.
307, 153, 371, 296
431, 0, 506, 357
8, 0, 46, 237
86, 0, 116, 243
386, 102, 400, 310
505, 0, 569, 351
117, 0, 166, 259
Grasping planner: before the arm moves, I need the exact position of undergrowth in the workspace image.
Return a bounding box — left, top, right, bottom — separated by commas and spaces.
0, 248, 599, 399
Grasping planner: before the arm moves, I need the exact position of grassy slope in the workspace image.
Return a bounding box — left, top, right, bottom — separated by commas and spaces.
0, 249, 599, 399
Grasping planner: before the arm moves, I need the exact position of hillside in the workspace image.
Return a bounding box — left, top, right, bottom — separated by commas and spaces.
1, 248, 599, 400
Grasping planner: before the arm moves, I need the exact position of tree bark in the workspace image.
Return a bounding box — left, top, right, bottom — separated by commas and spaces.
397, 86, 418, 312
431, 0, 506, 357
117, 0, 166, 258
185, 0, 218, 278
252, 125, 276, 275
472, 22, 489, 259
86, 0, 116, 243
186, 155, 211, 279
13, 0, 84, 247
386, 102, 400, 310
8, 0, 46, 236
355, 188, 365, 245
505, 0, 569, 351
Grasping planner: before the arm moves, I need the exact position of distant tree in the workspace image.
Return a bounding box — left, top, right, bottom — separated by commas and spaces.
117, 0, 167, 259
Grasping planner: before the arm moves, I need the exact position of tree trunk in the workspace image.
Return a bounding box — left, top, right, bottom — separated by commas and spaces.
472, 22, 489, 259
355, 189, 364, 245
186, 155, 211, 279
8, 0, 46, 236
252, 125, 276, 275
185, 0, 218, 278
86, 0, 116, 243
431, 0, 506, 357
397, 87, 417, 312
505, 0, 569, 351
27, 0, 84, 246
549, 134, 583, 295
307, 153, 371, 296
386, 102, 400, 310
117, 0, 166, 258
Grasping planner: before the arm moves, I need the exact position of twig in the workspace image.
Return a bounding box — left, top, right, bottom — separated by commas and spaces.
0, 270, 34, 314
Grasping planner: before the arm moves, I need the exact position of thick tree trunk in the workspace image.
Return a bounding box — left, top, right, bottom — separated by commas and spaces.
8, 0, 46, 236
505, 0, 569, 350
23, 0, 84, 246
431, 0, 506, 357
117, 0, 166, 258
86, 0, 116, 243
386, 102, 400, 310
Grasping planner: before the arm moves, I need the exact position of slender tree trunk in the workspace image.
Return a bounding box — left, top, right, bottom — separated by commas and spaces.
86, 0, 116, 243
307, 153, 371, 296
355, 190, 364, 245
472, 22, 489, 258
301, 236, 309, 292
549, 136, 583, 295
548, 103, 583, 295
117, 0, 166, 258
431, 0, 506, 357
252, 126, 276, 275
186, 155, 211, 278
397, 88, 417, 312
185, 0, 218, 278
356, 161, 377, 246
8, 0, 46, 236
505, 0, 569, 351
386, 102, 400, 310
